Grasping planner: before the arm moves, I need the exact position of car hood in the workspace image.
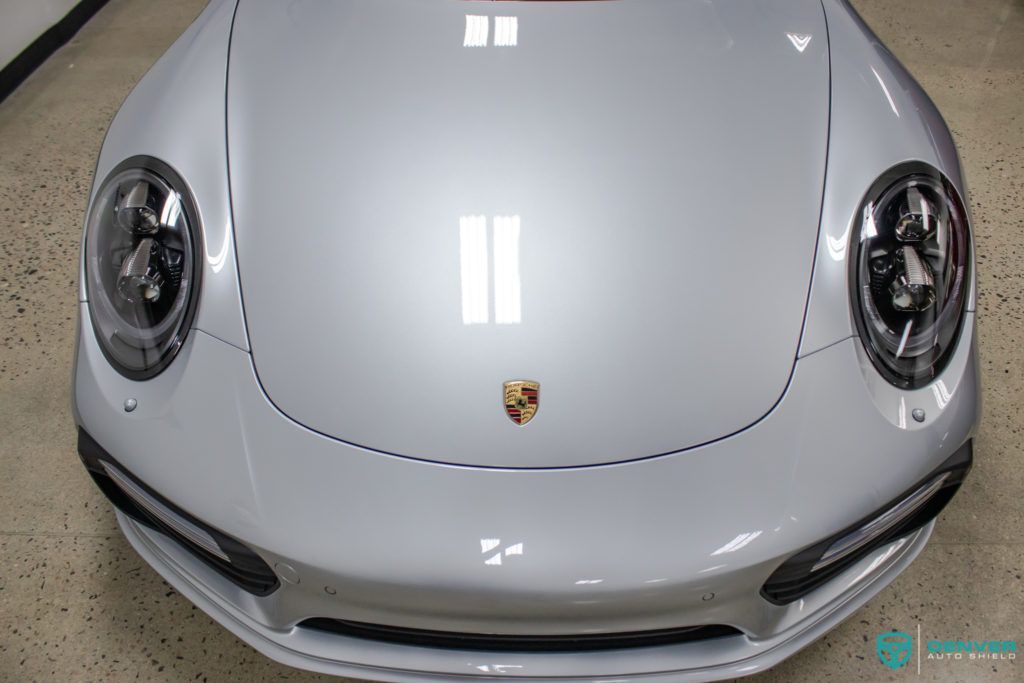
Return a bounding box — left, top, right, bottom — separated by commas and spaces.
226, 0, 829, 468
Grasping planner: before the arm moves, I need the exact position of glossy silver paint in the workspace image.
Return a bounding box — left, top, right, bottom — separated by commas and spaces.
72, 0, 981, 680
227, 0, 829, 468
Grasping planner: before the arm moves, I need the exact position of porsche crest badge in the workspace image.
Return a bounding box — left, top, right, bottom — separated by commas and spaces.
503, 380, 540, 426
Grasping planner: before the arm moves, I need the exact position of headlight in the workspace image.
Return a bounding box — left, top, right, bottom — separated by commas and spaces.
84, 157, 200, 379
851, 164, 970, 388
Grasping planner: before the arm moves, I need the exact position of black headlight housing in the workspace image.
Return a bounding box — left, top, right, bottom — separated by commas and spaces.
850, 163, 971, 389
84, 157, 201, 380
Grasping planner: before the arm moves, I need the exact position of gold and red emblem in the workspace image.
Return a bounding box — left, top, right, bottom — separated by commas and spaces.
503, 380, 540, 426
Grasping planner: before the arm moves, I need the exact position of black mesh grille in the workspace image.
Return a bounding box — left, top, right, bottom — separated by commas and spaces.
300, 617, 742, 652
761, 440, 972, 605
78, 428, 279, 596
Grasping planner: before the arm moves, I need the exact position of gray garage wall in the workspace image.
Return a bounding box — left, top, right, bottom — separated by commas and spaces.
0, 0, 79, 69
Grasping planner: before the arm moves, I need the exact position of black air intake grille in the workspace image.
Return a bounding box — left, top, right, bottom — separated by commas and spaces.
300, 617, 742, 652
77, 428, 279, 596
761, 441, 972, 605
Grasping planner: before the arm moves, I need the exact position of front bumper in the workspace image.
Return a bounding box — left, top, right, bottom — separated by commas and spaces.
73, 304, 980, 680
117, 507, 935, 681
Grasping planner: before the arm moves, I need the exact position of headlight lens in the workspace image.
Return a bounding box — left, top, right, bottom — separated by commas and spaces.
852, 164, 970, 388
85, 158, 200, 379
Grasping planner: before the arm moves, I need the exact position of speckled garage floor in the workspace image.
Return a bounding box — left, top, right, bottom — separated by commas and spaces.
0, 1, 1021, 681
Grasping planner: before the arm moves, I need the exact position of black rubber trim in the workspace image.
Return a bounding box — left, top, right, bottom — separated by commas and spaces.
0, 0, 110, 104
77, 428, 279, 596
761, 440, 972, 605
300, 618, 741, 653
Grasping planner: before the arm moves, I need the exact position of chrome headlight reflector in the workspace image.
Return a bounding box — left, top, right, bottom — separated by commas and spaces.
852, 164, 970, 388
85, 158, 200, 379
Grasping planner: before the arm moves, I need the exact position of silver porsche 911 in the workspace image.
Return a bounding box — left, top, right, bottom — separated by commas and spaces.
72, 0, 980, 680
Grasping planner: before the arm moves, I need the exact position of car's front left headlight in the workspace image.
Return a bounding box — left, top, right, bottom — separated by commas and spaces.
851, 163, 971, 388
84, 157, 201, 379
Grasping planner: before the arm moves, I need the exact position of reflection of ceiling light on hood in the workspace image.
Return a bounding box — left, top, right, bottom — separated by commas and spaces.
493, 215, 522, 324
464, 15, 489, 47
459, 215, 489, 324
712, 530, 763, 555
871, 65, 901, 118
494, 16, 519, 47
463, 15, 517, 48
787, 33, 812, 52
459, 215, 522, 326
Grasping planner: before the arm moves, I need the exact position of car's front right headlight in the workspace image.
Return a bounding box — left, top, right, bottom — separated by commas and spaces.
851, 163, 971, 388
84, 157, 201, 379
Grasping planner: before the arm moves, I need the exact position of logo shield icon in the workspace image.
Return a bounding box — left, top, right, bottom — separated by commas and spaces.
877, 631, 913, 670
503, 380, 539, 426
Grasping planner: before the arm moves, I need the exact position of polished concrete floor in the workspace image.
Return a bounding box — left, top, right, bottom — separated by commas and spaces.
0, 1, 1021, 681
